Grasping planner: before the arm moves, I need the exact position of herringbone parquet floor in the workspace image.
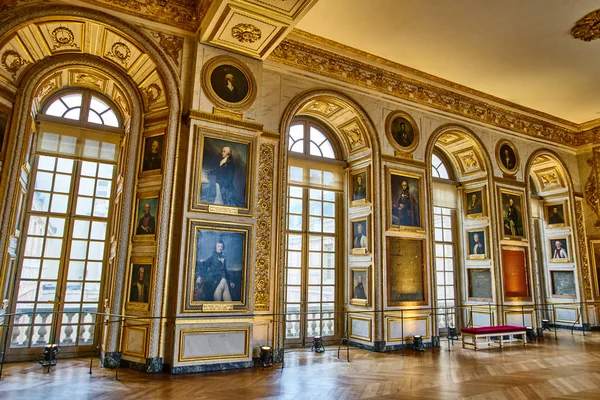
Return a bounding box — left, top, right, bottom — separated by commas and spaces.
1, 330, 600, 399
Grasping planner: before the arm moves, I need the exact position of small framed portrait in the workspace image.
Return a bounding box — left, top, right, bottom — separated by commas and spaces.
126, 257, 154, 311
467, 228, 488, 260
501, 246, 531, 301
133, 192, 159, 241
350, 167, 369, 206
350, 267, 371, 306
464, 187, 486, 218
550, 270, 576, 298
496, 139, 519, 175
350, 217, 370, 254
201, 56, 257, 111
193, 128, 255, 215
388, 169, 423, 230
546, 201, 567, 227
385, 111, 419, 153
186, 220, 251, 311
548, 237, 570, 262
499, 189, 526, 239
140, 133, 163, 175
386, 236, 426, 306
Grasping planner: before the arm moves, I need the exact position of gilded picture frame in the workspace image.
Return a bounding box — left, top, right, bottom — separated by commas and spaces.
496, 139, 519, 175
501, 245, 531, 301
464, 185, 486, 219
385, 110, 419, 153
590, 240, 600, 298
350, 166, 370, 206
125, 256, 154, 312
350, 266, 371, 307
545, 200, 568, 228
498, 188, 526, 240
550, 270, 577, 299
467, 268, 493, 302
386, 236, 427, 306
139, 131, 164, 177
387, 168, 425, 231
350, 216, 370, 255
201, 55, 257, 111
192, 127, 255, 216
548, 236, 570, 263
133, 191, 160, 242
184, 220, 252, 312
467, 227, 488, 260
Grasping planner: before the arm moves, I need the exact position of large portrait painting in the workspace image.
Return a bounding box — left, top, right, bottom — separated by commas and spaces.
501, 246, 530, 300
385, 111, 419, 153
201, 56, 257, 111
500, 190, 525, 239
194, 129, 255, 215
140, 133, 163, 175
389, 170, 423, 230
186, 221, 251, 311
133, 192, 159, 241
126, 257, 154, 311
496, 140, 519, 175
386, 237, 426, 306
350, 267, 370, 306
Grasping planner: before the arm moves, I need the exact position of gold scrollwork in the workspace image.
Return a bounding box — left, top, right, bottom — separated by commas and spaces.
575, 200, 593, 300
51, 26, 77, 50
585, 156, 600, 228
231, 23, 262, 43
1, 49, 29, 79
107, 42, 131, 67
142, 83, 162, 106
254, 143, 275, 311
151, 32, 184, 67
571, 9, 600, 41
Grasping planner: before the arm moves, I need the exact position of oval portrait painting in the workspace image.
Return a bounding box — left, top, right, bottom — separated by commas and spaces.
390, 116, 415, 148
210, 64, 250, 104
498, 141, 518, 173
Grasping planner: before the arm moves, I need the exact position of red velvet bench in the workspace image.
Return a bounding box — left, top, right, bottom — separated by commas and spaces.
461, 325, 527, 350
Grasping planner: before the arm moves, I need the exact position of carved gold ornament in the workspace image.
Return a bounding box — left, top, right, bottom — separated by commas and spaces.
575, 201, 594, 300
151, 32, 184, 66
341, 122, 364, 149
142, 83, 162, 106
74, 73, 102, 88
51, 26, 76, 50
231, 23, 262, 43
571, 9, 600, 41
585, 156, 600, 228
307, 100, 340, 116
1, 49, 29, 79
107, 42, 131, 67
254, 143, 275, 311
461, 152, 478, 170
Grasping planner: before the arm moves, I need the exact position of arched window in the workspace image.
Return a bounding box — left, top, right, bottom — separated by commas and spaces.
11, 89, 122, 358
431, 153, 450, 179
285, 118, 343, 346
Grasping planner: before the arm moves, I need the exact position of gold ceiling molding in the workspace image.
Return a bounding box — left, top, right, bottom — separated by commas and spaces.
571, 9, 600, 42
150, 32, 184, 67
268, 38, 595, 147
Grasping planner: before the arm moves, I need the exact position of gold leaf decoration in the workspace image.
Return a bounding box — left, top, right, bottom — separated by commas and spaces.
575, 200, 593, 300
1, 49, 29, 79
51, 26, 77, 50
231, 23, 262, 43
151, 32, 184, 66
571, 9, 600, 41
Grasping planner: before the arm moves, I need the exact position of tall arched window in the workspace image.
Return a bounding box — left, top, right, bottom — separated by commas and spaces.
431, 153, 450, 179
285, 118, 343, 346
10, 89, 122, 360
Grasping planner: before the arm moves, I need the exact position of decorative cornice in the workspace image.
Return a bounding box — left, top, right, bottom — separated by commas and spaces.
571, 9, 600, 42
188, 109, 264, 131
269, 36, 600, 148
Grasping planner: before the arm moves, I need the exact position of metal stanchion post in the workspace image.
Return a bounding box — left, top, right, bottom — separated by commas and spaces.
281, 312, 286, 369
346, 312, 349, 362
400, 310, 404, 356
553, 305, 557, 340
0, 314, 13, 381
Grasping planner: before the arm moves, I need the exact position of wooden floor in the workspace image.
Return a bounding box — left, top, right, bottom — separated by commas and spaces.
1, 330, 600, 399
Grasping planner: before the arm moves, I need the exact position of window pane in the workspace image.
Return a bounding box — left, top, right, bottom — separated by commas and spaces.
309, 142, 322, 157
75, 197, 93, 216
289, 198, 302, 214
50, 194, 69, 213
287, 252, 301, 269
73, 220, 90, 239
289, 166, 303, 182
43, 239, 62, 258
309, 217, 321, 232
100, 142, 116, 160
83, 140, 99, 158
67, 261, 85, 280
81, 162, 97, 177
288, 215, 302, 231
309, 201, 322, 216
289, 186, 302, 198
287, 234, 302, 251
90, 222, 107, 241
323, 191, 335, 202
35, 171, 53, 191
289, 124, 304, 141
309, 236, 321, 251
322, 237, 335, 252
320, 142, 335, 159
309, 170, 322, 185
87, 110, 102, 125
103, 110, 119, 127
56, 158, 74, 173
59, 135, 77, 155
61, 93, 83, 108
85, 262, 103, 281
28, 216, 46, 236
323, 218, 335, 233
53, 174, 72, 193
47, 217, 65, 237
97, 164, 114, 179
32, 192, 50, 212
21, 259, 41, 279
41, 259, 60, 280
38, 156, 56, 171
309, 189, 322, 200
93, 199, 109, 217
46, 101, 67, 117
64, 108, 81, 120
323, 202, 334, 217
70, 240, 88, 260
90, 97, 109, 114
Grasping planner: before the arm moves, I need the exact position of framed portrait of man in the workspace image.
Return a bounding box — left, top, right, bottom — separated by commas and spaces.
467, 229, 487, 259
388, 169, 423, 230
126, 257, 154, 311
501, 246, 531, 300
201, 56, 257, 111
548, 237, 570, 262
140, 133, 163, 175
350, 267, 370, 306
386, 236, 426, 306
496, 140, 519, 175
133, 192, 159, 241
464, 187, 485, 218
350, 167, 369, 206
546, 201, 567, 227
350, 218, 370, 254
194, 129, 255, 215
186, 220, 251, 311
385, 111, 419, 153
499, 189, 526, 239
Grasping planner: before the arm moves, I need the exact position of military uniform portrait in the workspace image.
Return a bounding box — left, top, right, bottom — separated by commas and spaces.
134, 195, 159, 239
141, 134, 163, 173
546, 203, 566, 226
390, 173, 421, 229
